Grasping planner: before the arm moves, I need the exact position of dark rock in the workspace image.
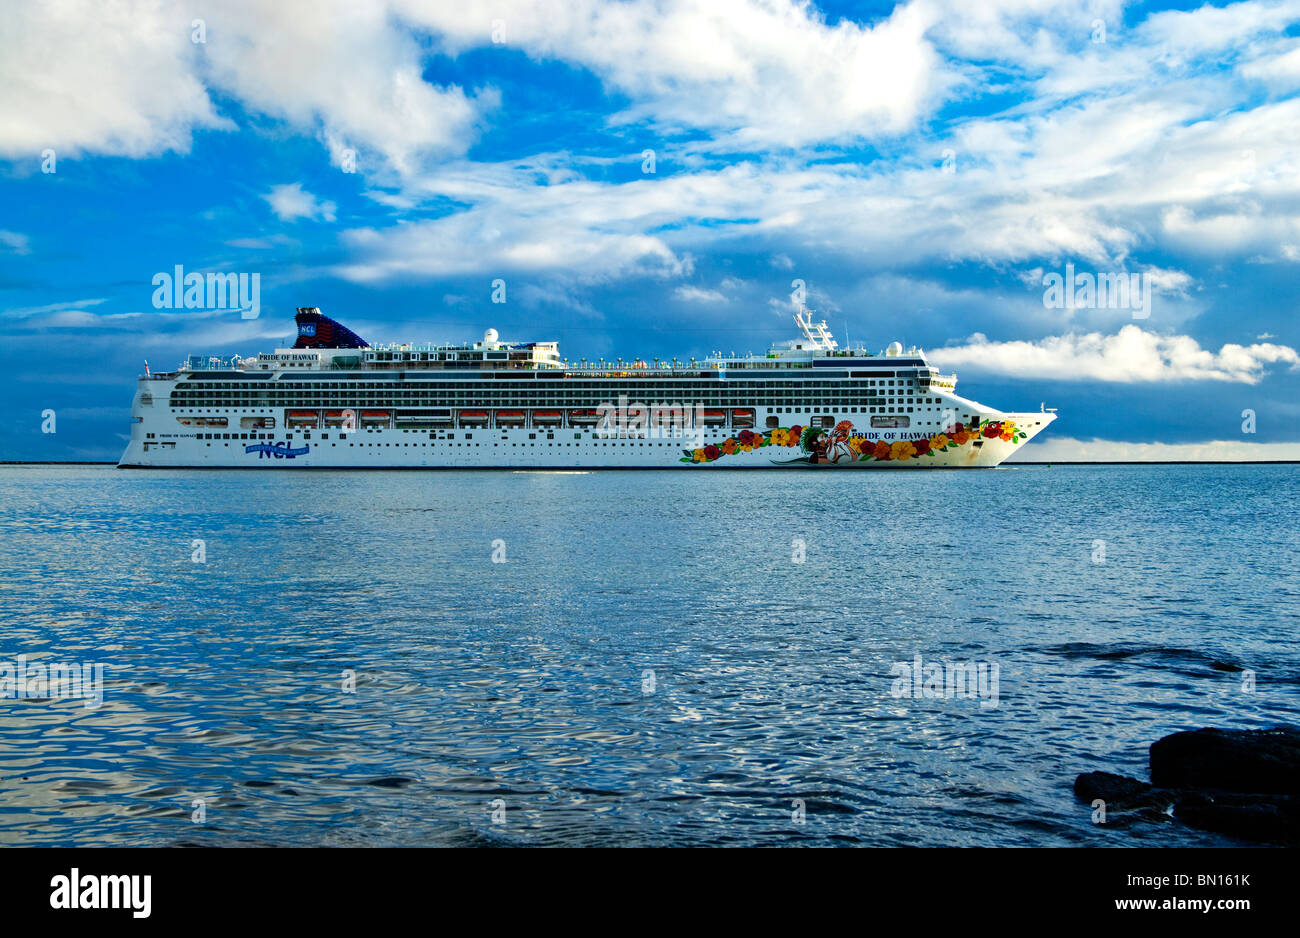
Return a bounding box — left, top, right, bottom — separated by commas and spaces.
1074, 771, 1151, 803
1077, 726, 1300, 845
1074, 771, 1176, 820
1174, 794, 1300, 847
1150, 727, 1300, 794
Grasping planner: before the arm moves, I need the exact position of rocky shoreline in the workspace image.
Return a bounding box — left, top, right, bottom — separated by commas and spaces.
1075, 727, 1300, 845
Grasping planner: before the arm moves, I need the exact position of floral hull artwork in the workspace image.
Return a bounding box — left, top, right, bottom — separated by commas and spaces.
680, 419, 1032, 467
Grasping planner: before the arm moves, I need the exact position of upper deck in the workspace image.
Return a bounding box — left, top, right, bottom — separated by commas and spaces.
150, 307, 952, 388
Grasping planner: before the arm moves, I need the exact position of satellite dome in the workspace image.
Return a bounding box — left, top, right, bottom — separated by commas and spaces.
886, 341, 903, 356
483, 328, 499, 347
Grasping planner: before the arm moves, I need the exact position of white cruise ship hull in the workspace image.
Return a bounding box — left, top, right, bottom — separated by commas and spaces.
120, 399, 1055, 469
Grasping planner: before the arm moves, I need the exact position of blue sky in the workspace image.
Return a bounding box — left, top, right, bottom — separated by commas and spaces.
3, 0, 1300, 460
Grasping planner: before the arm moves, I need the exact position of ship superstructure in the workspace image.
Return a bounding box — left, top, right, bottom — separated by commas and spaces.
119, 307, 1056, 468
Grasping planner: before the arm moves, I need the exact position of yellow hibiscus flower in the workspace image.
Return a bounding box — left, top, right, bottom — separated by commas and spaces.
770, 428, 788, 446
930, 433, 950, 450
890, 440, 916, 461
692, 449, 706, 462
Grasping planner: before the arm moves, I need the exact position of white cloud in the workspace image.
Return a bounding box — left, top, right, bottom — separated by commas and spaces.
1009, 437, 1300, 462
225, 234, 299, 249
0, 0, 948, 169
0, 230, 31, 255
331, 26, 1300, 284
334, 161, 746, 280
0, 1, 228, 159
263, 184, 337, 223
674, 285, 727, 303
9, 0, 1300, 330
515, 282, 602, 318
1241, 41, 1300, 88
931, 325, 1300, 384
201, 1, 488, 177
1140, 0, 1300, 58
1, 297, 106, 318
411, 0, 949, 146
0, 0, 485, 173
337, 217, 684, 282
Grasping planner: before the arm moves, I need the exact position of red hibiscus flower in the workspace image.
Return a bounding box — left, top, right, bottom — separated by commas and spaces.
704, 444, 721, 460
913, 438, 931, 456
983, 423, 1001, 439
737, 430, 755, 446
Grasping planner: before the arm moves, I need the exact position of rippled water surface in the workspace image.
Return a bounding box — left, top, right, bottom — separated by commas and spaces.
1, 464, 1297, 846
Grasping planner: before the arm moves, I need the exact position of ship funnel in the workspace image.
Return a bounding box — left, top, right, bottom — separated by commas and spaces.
292, 307, 369, 349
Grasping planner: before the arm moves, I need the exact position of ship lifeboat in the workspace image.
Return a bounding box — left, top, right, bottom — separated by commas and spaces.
532, 410, 563, 426
731, 408, 754, 428
496, 410, 526, 427
702, 409, 727, 426
569, 409, 602, 426
287, 410, 319, 428
458, 410, 489, 426
323, 410, 354, 426
361, 410, 390, 422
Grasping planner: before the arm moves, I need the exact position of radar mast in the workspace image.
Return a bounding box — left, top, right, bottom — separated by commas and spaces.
794, 310, 838, 351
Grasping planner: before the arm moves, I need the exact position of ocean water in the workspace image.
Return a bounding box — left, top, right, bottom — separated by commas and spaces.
0, 463, 1297, 847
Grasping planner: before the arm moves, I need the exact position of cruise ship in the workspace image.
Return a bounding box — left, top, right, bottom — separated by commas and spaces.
118, 307, 1057, 468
